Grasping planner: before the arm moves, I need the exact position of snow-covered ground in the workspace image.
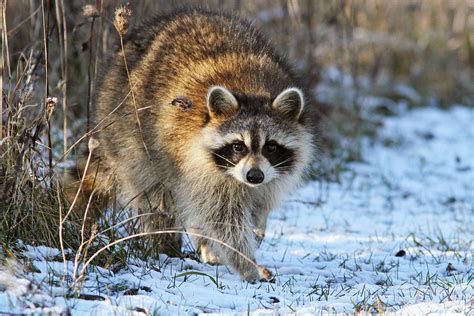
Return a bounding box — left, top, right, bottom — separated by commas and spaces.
1, 106, 473, 315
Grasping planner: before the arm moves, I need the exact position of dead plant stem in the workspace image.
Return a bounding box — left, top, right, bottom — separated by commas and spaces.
86, 15, 96, 133
55, 0, 68, 160
41, 0, 53, 172
76, 229, 262, 289
118, 34, 150, 158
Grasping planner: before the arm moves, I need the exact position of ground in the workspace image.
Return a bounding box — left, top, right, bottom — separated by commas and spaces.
0, 106, 473, 315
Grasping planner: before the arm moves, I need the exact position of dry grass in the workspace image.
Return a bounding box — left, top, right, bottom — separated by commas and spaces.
1, 0, 473, 284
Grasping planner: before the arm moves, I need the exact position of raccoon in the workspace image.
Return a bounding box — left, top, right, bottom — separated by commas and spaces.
77, 9, 315, 282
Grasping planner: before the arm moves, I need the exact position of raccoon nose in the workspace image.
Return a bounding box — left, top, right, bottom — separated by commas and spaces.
247, 168, 264, 184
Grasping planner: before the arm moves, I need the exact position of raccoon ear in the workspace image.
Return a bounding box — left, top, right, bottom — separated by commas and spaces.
272, 88, 304, 120
207, 86, 239, 118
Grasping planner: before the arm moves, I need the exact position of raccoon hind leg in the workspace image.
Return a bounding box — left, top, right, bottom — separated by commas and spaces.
136, 185, 182, 258
199, 242, 220, 265
63, 156, 114, 220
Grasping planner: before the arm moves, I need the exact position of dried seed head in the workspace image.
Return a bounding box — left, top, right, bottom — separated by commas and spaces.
91, 223, 98, 236
114, 3, 132, 36
88, 137, 99, 152
46, 97, 58, 121
82, 4, 100, 18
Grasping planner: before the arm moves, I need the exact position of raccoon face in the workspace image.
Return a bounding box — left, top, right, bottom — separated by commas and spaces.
205, 86, 305, 187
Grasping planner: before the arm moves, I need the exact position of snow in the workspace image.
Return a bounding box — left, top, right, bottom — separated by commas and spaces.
1, 106, 473, 315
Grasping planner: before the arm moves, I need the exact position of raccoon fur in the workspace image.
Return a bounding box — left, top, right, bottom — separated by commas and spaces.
75, 9, 315, 282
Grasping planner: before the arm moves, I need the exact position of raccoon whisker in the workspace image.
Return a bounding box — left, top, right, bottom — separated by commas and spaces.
274, 165, 291, 170
212, 152, 236, 166
215, 164, 230, 169
275, 168, 292, 174
273, 157, 293, 168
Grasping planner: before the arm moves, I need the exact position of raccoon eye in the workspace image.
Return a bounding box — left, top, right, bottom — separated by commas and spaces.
265, 142, 278, 153
233, 143, 244, 152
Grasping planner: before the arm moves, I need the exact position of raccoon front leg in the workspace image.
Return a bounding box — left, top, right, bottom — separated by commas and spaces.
210, 227, 260, 282
198, 239, 272, 281
195, 210, 264, 282
252, 208, 271, 247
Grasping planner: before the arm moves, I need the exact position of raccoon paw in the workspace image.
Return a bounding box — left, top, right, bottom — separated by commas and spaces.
257, 265, 274, 282
171, 96, 192, 112
199, 244, 220, 265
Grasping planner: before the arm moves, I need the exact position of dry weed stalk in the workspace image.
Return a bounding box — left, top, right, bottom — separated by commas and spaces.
1, 0, 11, 80
73, 139, 99, 283
113, 3, 150, 158
72, 228, 272, 291
84, 3, 100, 132
45, 96, 57, 174
40, 0, 60, 175
1, 1, 4, 142
1, 0, 11, 143
93, 1, 105, 83
59, 137, 97, 280
54, 0, 69, 160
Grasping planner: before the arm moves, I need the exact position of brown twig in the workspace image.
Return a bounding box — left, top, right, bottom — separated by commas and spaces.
0, 1, 4, 141
60, 137, 98, 284
55, 176, 67, 281
41, 0, 54, 173
93, 0, 103, 81
45, 97, 57, 175
63, 137, 98, 221
55, 0, 68, 161
84, 4, 99, 133
2, 0, 12, 143
114, 3, 150, 158
75, 229, 268, 289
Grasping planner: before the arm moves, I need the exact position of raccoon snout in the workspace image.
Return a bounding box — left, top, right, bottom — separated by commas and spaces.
246, 168, 264, 184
